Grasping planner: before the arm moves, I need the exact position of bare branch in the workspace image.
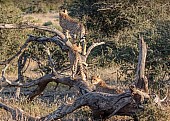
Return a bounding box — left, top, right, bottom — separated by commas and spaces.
0, 64, 17, 86
15, 51, 28, 98
41, 97, 86, 120
0, 87, 4, 92
26, 76, 93, 100
42, 45, 58, 76
151, 87, 169, 110
0, 23, 27, 29
0, 23, 65, 39
0, 23, 73, 49
1, 72, 92, 100
85, 42, 105, 60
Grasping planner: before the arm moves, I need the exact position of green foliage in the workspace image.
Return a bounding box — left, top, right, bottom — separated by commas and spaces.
64, 0, 132, 38
13, 0, 64, 13
0, 0, 169, 82
65, 0, 170, 81
0, 1, 22, 24
0, 1, 25, 61
43, 21, 53, 26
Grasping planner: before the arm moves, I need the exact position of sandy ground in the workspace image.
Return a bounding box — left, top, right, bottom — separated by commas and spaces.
23, 13, 59, 26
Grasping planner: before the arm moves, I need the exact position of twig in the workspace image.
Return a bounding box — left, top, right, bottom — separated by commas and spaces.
43, 45, 58, 76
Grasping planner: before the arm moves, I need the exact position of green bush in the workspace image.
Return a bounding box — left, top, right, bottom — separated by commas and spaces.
64, 0, 132, 38
0, 1, 24, 60
43, 21, 53, 26
64, 0, 170, 81
12, 0, 64, 13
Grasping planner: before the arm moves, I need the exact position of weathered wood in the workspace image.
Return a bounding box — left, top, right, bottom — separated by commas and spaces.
135, 36, 147, 90
85, 42, 105, 61
0, 24, 65, 39
39, 37, 150, 121
0, 73, 93, 100
41, 92, 137, 121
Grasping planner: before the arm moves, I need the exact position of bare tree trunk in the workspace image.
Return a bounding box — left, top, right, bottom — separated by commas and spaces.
135, 36, 148, 91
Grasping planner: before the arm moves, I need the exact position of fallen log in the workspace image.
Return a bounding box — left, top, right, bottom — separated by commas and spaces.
41, 92, 141, 121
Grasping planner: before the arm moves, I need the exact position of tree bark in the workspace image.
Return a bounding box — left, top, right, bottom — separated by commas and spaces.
135, 36, 147, 90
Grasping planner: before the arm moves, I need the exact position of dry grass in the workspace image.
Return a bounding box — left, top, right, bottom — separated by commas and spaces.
137, 103, 169, 121
1, 64, 169, 121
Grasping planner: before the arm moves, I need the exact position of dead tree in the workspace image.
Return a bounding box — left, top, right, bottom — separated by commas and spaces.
0, 23, 166, 121
0, 28, 101, 94
40, 37, 151, 121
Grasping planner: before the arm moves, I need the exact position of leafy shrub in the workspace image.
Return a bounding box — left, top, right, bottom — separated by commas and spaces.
43, 21, 53, 26
65, 0, 170, 81
0, 1, 24, 60
13, 0, 64, 13
64, 0, 132, 38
